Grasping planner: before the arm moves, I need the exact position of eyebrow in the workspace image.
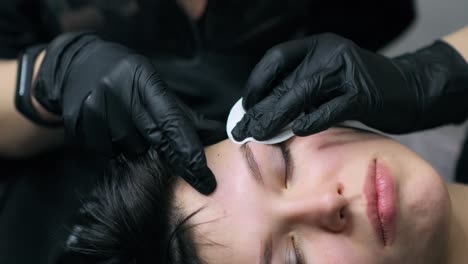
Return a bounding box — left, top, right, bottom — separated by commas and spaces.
260, 237, 273, 264
240, 143, 264, 185
239, 144, 271, 263
279, 142, 293, 187
240, 143, 302, 264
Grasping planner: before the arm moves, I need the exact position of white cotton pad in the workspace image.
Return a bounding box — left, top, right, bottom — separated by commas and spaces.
226, 98, 295, 145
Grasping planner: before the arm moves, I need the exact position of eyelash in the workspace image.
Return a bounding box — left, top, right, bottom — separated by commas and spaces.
279, 143, 291, 188
291, 236, 305, 264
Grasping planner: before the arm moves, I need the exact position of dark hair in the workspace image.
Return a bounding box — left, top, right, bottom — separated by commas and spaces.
56, 149, 205, 264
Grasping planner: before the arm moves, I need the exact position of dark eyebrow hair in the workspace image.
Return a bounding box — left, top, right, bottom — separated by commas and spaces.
261, 236, 273, 264
239, 144, 271, 263
240, 143, 264, 185
277, 142, 293, 187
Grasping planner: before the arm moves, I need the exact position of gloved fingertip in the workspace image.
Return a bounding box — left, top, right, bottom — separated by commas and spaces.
292, 119, 323, 136
250, 124, 272, 141
198, 168, 217, 194
185, 167, 217, 195
292, 119, 305, 132
291, 127, 307, 137
231, 123, 248, 141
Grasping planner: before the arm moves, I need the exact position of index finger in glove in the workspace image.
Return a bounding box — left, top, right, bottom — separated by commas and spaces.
236, 77, 320, 141
243, 38, 313, 110
138, 68, 216, 194
292, 92, 360, 136
233, 67, 342, 141
232, 89, 285, 141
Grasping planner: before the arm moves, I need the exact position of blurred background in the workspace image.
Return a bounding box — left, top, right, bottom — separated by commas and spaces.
381, 0, 468, 182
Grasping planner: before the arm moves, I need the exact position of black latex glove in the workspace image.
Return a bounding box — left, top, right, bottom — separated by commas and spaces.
232, 33, 468, 141
29, 32, 224, 194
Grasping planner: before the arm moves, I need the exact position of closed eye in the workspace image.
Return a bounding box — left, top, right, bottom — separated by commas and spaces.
292, 236, 306, 264
278, 142, 292, 188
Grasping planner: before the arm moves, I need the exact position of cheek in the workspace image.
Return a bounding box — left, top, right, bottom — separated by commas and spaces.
290, 138, 369, 192
396, 163, 450, 261
291, 138, 345, 174
288, 129, 378, 176
303, 236, 384, 264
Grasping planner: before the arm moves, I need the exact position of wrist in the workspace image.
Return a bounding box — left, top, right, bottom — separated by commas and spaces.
31, 51, 61, 122
442, 26, 468, 63
15, 45, 62, 126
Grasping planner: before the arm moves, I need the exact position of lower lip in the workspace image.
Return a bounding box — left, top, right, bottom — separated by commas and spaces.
365, 159, 397, 246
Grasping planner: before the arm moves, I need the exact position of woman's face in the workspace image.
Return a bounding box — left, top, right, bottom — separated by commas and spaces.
175, 127, 451, 264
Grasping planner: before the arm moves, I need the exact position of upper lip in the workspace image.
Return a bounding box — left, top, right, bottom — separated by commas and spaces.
363, 159, 396, 246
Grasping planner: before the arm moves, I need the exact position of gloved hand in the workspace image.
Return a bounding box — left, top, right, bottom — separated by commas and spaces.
18, 32, 224, 194
232, 33, 468, 141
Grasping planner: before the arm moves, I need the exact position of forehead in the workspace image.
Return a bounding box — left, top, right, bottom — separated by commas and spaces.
174, 140, 269, 263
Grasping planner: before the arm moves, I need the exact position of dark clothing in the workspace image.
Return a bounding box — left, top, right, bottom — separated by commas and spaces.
0, 1, 415, 263
1, 0, 415, 121
0, 0, 415, 122
1, 0, 415, 58
456, 137, 468, 184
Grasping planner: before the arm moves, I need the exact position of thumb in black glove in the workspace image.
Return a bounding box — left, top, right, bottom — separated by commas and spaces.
232, 33, 468, 141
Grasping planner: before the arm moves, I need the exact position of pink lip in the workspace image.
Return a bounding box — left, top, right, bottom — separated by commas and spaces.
364, 159, 397, 246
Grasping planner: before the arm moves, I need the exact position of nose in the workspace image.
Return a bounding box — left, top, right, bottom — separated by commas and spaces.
280, 183, 348, 232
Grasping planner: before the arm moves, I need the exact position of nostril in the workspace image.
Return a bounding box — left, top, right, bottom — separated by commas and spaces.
339, 208, 345, 219
337, 183, 344, 195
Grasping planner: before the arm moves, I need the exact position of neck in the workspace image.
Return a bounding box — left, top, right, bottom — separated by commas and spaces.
176, 0, 207, 20
446, 183, 468, 263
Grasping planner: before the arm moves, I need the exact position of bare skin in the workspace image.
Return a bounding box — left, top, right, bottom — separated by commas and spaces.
176, 129, 468, 263
444, 26, 468, 62
446, 183, 468, 263
176, 0, 208, 20
0, 53, 63, 158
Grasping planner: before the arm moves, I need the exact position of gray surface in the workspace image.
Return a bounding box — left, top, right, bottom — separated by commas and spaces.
380, 0, 468, 181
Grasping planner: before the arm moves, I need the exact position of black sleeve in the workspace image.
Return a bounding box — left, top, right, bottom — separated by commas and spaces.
302, 0, 416, 51
0, 0, 52, 59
